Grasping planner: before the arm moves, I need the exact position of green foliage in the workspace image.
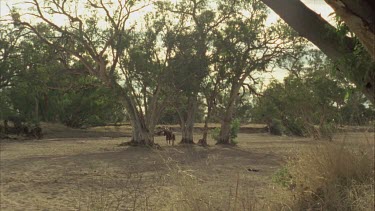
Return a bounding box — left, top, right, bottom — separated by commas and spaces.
0, 31, 125, 127
252, 73, 343, 137
282, 118, 307, 137
272, 167, 294, 189
235, 101, 253, 123
329, 15, 375, 96
251, 49, 373, 138
269, 118, 284, 136
3, 72, 126, 128
159, 108, 179, 124
59, 84, 126, 128
230, 118, 240, 141
0, 92, 15, 120
211, 127, 221, 141
340, 92, 375, 125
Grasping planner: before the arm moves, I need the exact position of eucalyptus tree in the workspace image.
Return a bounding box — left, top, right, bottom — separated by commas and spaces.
0, 15, 25, 119
252, 50, 351, 139
13, 0, 170, 145
213, 0, 304, 144
119, 14, 174, 143
157, 0, 238, 144
1, 22, 126, 126
0, 13, 67, 122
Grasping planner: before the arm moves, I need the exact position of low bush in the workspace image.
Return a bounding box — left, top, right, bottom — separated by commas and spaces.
283, 118, 307, 137
230, 118, 241, 145
269, 118, 283, 136
272, 167, 293, 189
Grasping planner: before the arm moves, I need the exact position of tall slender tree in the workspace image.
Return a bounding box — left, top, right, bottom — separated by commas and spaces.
213, 0, 303, 144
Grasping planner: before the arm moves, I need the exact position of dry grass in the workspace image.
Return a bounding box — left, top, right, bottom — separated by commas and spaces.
157, 154, 264, 211
269, 135, 374, 211
73, 171, 165, 210
0, 124, 374, 210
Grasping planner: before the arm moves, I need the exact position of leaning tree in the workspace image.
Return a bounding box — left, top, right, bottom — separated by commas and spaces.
260, 0, 375, 104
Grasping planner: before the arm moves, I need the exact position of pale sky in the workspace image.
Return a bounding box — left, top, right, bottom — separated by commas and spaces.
1, 0, 334, 24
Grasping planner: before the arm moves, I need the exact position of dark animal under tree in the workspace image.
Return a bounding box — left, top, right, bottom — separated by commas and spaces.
163, 127, 175, 146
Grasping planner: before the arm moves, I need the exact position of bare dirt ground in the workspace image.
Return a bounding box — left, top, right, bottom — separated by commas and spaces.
0, 124, 374, 210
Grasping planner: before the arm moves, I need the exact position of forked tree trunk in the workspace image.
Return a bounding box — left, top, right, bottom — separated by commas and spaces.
178, 96, 197, 144
117, 84, 155, 146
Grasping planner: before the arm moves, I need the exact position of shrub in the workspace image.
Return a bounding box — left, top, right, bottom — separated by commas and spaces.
283, 118, 307, 136
211, 127, 221, 141
230, 118, 241, 144
272, 167, 293, 189
270, 143, 374, 210
269, 118, 283, 135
